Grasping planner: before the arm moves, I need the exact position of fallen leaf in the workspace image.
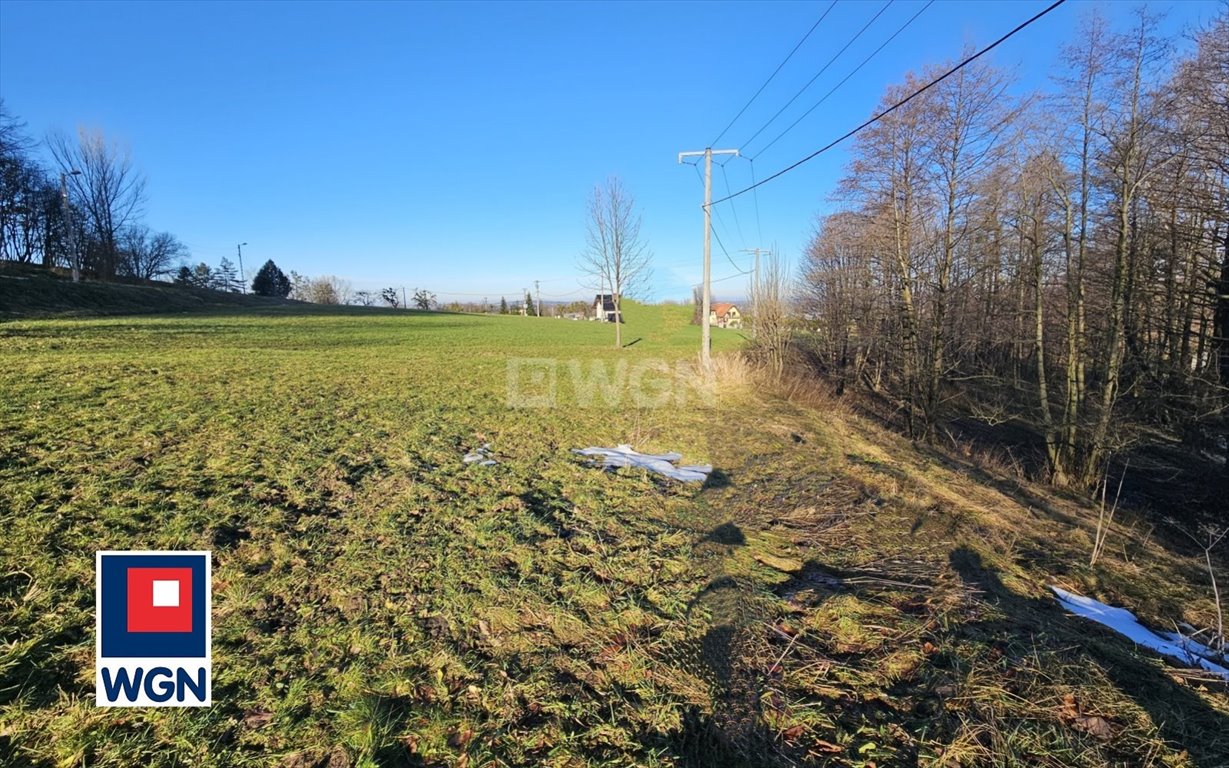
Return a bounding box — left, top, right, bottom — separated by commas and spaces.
276, 753, 317, 768
755, 553, 804, 574
1073, 715, 1117, 741
448, 726, 475, 748
1058, 693, 1080, 720
242, 709, 274, 729
325, 746, 351, 768
775, 622, 800, 637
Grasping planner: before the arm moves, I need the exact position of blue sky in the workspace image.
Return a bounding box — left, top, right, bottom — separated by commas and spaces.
0, 0, 1218, 304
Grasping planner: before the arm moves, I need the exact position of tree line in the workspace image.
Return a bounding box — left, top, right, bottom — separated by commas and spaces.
0, 102, 187, 281
799, 8, 1227, 489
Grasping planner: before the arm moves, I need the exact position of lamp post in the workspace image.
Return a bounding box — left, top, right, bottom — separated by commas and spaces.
236, 242, 247, 293
60, 170, 82, 282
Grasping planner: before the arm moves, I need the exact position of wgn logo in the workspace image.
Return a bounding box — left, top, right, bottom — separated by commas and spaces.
95, 551, 211, 707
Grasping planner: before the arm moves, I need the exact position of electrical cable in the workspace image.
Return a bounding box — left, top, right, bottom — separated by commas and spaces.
711, 0, 839, 146
751, 0, 935, 160
739, 0, 894, 152
709, 0, 1068, 207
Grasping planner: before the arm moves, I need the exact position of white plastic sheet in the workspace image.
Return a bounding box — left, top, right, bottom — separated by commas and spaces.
1051, 586, 1229, 679
463, 443, 497, 466
573, 444, 712, 483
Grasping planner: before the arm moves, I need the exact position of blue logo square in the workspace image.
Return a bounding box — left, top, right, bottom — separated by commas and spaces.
99, 553, 209, 658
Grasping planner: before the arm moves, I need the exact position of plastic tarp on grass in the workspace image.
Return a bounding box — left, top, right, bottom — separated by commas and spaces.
463, 444, 497, 466
1051, 586, 1229, 680
573, 445, 712, 483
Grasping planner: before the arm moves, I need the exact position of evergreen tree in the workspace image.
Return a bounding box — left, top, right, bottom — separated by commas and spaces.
173, 265, 193, 286
215, 257, 238, 292
499, 297, 509, 314
251, 260, 291, 297
191, 262, 214, 288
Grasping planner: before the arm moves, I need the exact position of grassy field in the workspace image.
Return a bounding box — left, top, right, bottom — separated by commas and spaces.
2, 295, 1227, 767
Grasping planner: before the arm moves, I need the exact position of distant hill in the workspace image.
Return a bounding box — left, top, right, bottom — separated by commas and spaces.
0, 263, 298, 319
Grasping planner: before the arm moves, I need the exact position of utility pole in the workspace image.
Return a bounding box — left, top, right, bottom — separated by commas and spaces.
534, 280, 541, 317
60, 170, 81, 282
741, 247, 768, 339
402, 286, 408, 309
678, 147, 739, 368
236, 243, 247, 294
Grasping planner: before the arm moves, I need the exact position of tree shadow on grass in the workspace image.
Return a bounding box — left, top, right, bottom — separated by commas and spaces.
949, 547, 1229, 765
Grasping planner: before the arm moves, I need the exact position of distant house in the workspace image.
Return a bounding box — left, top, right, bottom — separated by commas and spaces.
593, 294, 623, 323
710, 302, 742, 329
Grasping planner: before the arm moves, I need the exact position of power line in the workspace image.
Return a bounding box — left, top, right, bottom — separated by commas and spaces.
739, 0, 894, 152
711, 0, 839, 146
752, 0, 935, 160
691, 159, 741, 256
712, 271, 751, 284
749, 158, 764, 245
711, 0, 1068, 207
720, 163, 746, 247
710, 226, 751, 275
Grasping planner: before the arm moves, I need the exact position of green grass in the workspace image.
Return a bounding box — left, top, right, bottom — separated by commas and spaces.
1, 295, 1227, 767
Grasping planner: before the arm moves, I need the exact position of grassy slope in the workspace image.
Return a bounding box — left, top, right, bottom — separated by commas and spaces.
0, 297, 1226, 767
0, 265, 307, 319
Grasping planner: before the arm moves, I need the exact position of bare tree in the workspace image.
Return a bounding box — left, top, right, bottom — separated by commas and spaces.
328, 276, 353, 306
751, 250, 793, 379
578, 177, 652, 348
920, 55, 1022, 437
119, 225, 186, 280
47, 127, 146, 280
1082, 7, 1173, 487
0, 102, 59, 267
841, 74, 933, 438
413, 288, 437, 310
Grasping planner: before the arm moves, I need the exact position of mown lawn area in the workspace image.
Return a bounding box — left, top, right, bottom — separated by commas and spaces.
2, 302, 1227, 767
1, 304, 752, 767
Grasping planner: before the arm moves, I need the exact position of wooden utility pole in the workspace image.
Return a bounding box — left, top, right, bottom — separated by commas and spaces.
60, 170, 81, 282
742, 247, 768, 339
236, 242, 248, 294
678, 147, 739, 368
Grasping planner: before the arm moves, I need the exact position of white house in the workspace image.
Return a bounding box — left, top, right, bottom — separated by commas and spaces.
593, 294, 623, 323
710, 302, 742, 329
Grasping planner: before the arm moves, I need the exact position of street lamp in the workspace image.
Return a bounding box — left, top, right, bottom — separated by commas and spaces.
236, 242, 247, 293
60, 170, 81, 282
